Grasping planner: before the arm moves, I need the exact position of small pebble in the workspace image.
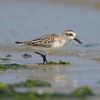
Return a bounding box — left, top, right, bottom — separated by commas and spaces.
93, 56, 100, 61
6, 54, 12, 58
22, 53, 32, 59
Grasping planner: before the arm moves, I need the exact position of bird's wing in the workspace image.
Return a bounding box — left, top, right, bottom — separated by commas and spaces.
23, 34, 58, 48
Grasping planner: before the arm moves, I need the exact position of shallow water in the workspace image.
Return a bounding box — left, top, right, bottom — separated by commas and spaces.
0, 1, 100, 99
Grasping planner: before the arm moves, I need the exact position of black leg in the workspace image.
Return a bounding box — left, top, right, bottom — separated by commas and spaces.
35, 52, 48, 64
44, 54, 48, 64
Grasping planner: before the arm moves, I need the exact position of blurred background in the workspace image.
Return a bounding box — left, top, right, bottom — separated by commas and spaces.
0, 0, 100, 100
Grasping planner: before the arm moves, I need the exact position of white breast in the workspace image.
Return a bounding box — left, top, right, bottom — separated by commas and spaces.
52, 39, 66, 49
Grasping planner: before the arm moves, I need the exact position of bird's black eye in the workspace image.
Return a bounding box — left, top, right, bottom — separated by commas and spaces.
69, 33, 73, 36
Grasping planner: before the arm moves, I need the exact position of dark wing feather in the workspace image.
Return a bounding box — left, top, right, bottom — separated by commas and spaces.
24, 34, 58, 48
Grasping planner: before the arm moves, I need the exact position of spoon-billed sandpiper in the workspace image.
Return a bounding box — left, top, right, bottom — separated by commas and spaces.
15, 30, 82, 64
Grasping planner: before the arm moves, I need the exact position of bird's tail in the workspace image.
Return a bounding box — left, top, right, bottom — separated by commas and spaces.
15, 41, 24, 45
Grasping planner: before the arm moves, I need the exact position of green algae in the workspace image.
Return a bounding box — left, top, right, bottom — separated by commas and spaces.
0, 61, 70, 70
0, 58, 10, 61
0, 83, 8, 91
0, 82, 94, 100
12, 80, 51, 87
71, 86, 94, 97
59, 60, 70, 65
0, 64, 26, 70
47, 60, 70, 65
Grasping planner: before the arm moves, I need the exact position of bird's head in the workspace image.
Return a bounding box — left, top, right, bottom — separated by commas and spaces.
64, 30, 82, 44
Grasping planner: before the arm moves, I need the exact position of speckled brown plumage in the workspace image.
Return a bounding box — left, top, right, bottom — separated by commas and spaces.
24, 34, 61, 48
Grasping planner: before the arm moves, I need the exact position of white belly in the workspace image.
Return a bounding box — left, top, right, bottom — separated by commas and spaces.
52, 39, 66, 49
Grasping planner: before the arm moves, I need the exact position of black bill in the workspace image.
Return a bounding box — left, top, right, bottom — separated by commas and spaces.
74, 37, 82, 44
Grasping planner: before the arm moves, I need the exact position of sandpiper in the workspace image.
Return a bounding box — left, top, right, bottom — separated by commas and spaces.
15, 30, 82, 64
